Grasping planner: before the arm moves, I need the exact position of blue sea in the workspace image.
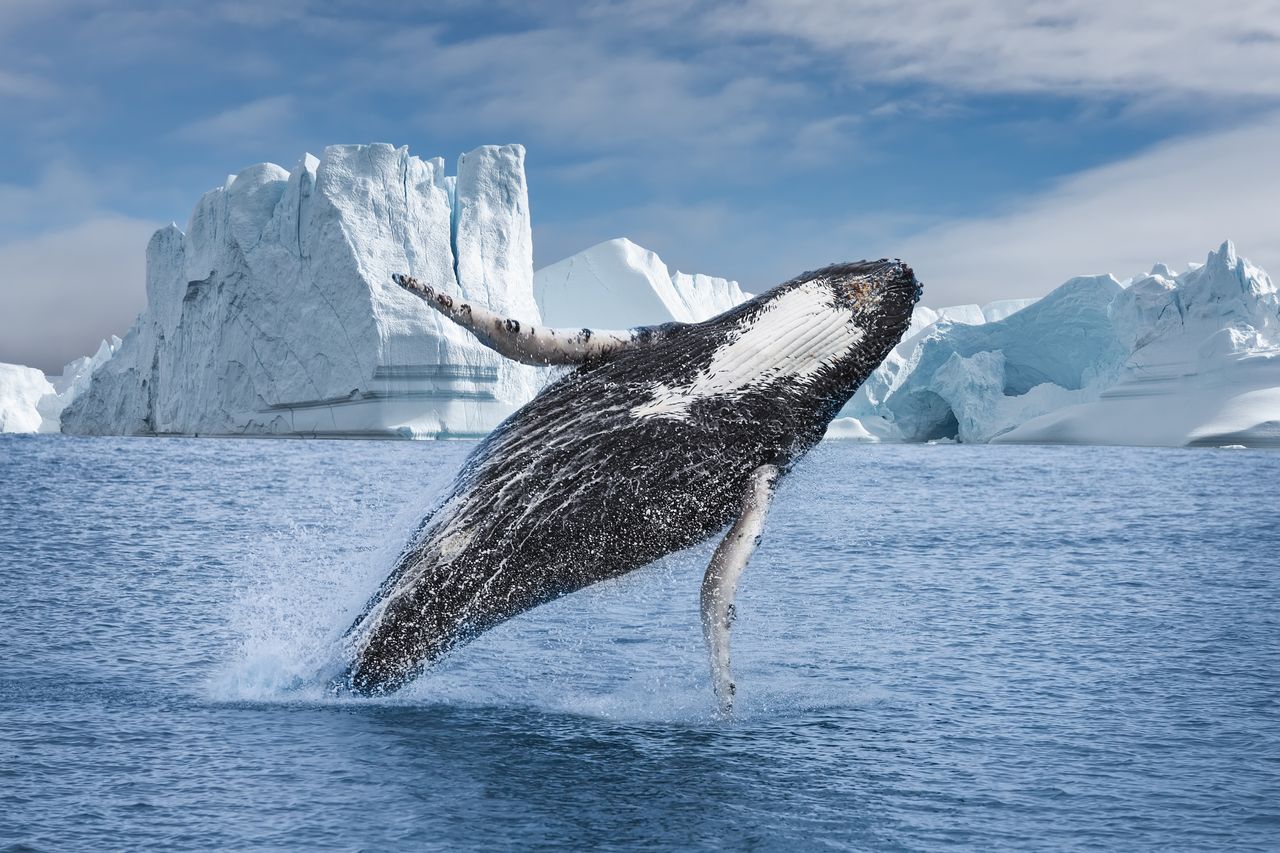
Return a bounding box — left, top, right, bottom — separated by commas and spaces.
1, 435, 1277, 851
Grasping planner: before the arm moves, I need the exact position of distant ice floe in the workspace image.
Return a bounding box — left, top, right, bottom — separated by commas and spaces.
829, 241, 1280, 448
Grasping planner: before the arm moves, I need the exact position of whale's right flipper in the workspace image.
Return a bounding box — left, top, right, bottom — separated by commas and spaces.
394, 274, 676, 366
700, 463, 780, 719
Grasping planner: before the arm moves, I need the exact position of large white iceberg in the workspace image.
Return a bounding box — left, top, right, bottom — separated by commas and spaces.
60, 157, 747, 439
534, 237, 749, 327
63, 144, 542, 438
998, 243, 1280, 447
837, 241, 1280, 447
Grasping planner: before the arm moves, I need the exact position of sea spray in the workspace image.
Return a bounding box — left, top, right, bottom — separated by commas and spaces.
208, 460, 457, 702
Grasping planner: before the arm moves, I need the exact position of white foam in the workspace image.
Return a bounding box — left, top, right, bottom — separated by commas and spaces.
208, 469, 453, 703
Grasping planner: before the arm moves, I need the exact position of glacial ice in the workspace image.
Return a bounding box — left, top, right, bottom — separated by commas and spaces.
534, 238, 749, 327
0, 337, 119, 434
835, 241, 1280, 447
20, 135, 1278, 447
63, 144, 544, 438
0, 363, 54, 434
997, 243, 1280, 447
58, 145, 747, 439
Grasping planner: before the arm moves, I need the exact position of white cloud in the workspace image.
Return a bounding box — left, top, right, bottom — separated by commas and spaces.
715, 0, 1280, 100
0, 68, 57, 99
367, 25, 808, 175
170, 94, 297, 149
894, 113, 1280, 305
0, 216, 156, 373
0, 163, 106, 233
788, 114, 861, 167
535, 112, 1280, 309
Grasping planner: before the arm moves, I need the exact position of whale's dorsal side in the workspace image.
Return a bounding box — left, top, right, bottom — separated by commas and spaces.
394, 273, 680, 366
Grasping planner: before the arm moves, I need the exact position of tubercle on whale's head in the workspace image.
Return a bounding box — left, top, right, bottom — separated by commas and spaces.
821, 258, 922, 339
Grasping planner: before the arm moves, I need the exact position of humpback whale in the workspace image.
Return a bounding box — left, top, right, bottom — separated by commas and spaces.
341, 259, 921, 714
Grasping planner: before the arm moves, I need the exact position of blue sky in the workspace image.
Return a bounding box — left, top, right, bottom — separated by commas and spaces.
3, 0, 1280, 371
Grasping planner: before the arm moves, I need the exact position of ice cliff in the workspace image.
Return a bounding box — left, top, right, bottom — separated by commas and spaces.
834, 241, 1280, 447
54, 146, 749, 439
62, 144, 542, 438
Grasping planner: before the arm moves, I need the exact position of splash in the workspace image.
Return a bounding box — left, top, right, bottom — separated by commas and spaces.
208, 468, 450, 703
206, 448, 873, 723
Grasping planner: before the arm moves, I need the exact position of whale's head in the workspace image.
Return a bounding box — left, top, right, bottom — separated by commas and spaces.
629, 259, 921, 424
732, 258, 921, 386
756, 258, 920, 405
821, 259, 921, 341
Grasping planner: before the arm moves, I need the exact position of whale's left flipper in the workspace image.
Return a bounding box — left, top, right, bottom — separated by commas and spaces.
701, 463, 780, 719
394, 273, 676, 365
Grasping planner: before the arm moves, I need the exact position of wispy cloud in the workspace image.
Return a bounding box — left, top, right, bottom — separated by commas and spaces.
713, 0, 1280, 101
537, 109, 1280, 308
169, 94, 298, 150
895, 113, 1280, 304
789, 114, 862, 168
0, 162, 109, 235
358, 24, 813, 182
0, 68, 58, 99
0, 215, 156, 373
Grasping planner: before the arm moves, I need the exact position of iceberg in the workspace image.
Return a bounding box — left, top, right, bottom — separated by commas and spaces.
35, 134, 1278, 448
63, 144, 542, 438
0, 363, 55, 434
0, 337, 119, 434
998, 243, 1280, 447
533, 237, 749, 327
842, 241, 1280, 447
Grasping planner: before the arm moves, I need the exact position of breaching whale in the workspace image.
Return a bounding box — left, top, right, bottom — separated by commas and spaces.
341, 259, 921, 714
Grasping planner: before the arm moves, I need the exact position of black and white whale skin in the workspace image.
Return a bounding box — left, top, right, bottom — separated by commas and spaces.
341, 259, 921, 712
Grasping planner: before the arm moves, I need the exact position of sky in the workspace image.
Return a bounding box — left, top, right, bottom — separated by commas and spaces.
2, 0, 1280, 373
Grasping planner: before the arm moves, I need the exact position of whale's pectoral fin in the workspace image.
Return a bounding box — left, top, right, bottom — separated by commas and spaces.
701, 463, 780, 719
394, 273, 675, 366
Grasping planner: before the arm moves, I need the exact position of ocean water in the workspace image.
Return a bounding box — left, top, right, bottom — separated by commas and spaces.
1, 435, 1278, 851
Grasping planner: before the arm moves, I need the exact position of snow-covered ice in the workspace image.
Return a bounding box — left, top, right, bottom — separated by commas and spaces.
63, 144, 543, 438
838, 241, 1280, 447
0, 363, 55, 434
534, 237, 748, 327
